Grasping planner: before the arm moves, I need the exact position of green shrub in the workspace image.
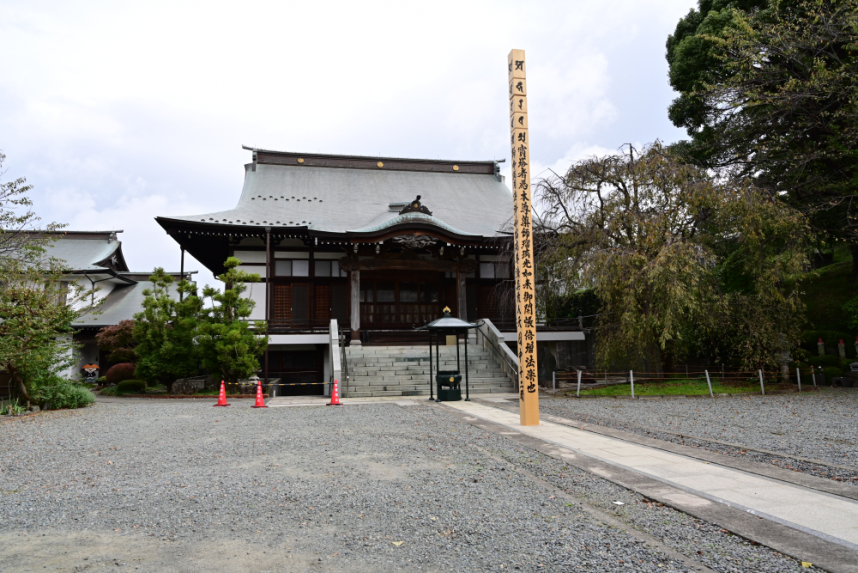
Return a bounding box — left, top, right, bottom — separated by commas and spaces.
1, 399, 28, 415
115, 380, 146, 395
106, 363, 137, 385
97, 376, 107, 385
844, 295, 858, 331
802, 330, 854, 352
34, 379, 95, 409
793, 348, 811, 362
808, 355, 840, 368
823, 367, 844, 380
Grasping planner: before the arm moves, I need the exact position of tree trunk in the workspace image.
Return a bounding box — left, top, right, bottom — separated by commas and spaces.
10, 368, 30, 409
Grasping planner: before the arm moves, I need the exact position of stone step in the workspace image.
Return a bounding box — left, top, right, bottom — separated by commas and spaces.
351, 360, 502, 365
348, 375, 511, 384
349, 368, 507, 376
349, 363, 499, 370
345, 387, 514, 398
346, 381, 514, 390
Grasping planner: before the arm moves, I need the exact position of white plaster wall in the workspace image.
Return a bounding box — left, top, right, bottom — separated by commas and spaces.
232, 250, 267, 263
68, 277, 116, 312
238, 265, 267, 278
245, 282, 267, 320
60, 334, 81, 380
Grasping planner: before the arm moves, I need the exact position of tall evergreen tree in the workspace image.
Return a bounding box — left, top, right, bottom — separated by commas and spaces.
666, 0, 858, 274
133, 269, 201, 391
195, 257, 268, 385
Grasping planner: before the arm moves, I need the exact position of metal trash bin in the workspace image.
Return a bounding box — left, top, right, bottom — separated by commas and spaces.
436, 371, 462, 401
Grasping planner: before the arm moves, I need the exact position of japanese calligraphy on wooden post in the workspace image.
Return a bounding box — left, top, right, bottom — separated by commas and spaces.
508, 49, 539, 426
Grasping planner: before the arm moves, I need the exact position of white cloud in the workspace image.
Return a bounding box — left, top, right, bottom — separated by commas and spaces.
1, 0, 697, 281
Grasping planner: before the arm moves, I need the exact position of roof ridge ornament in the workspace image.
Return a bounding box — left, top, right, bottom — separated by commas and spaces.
399, 195, 432, 216
392, 234, 437, 250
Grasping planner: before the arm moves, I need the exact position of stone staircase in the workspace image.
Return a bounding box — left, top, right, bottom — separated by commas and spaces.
344, 344, 516, 398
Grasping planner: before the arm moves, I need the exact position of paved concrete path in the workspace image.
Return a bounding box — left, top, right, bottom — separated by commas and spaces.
444, 399, 858, 551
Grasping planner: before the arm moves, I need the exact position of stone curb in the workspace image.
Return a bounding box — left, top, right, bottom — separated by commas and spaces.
438, 402, 858, 573
99, 394, 261, 399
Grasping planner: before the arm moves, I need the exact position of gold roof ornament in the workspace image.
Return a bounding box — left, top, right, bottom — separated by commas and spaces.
297, 158, 304, 164
453, 165, 459, 171
377, 161, 384, 168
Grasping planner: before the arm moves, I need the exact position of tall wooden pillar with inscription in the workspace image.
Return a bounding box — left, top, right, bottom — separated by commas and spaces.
508, 49, 539, 426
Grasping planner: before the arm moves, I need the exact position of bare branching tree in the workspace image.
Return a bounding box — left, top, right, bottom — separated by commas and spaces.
534, 142, 810, 371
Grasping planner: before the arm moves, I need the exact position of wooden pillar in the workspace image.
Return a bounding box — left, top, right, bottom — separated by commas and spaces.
509, 48, 539, 426
179, 246, 185, 302
456, 269, 467, 321
264, 227, 271, 384
350, 269, 360, 342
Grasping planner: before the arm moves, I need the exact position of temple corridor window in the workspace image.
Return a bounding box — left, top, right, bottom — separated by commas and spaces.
275, 259, 309, 277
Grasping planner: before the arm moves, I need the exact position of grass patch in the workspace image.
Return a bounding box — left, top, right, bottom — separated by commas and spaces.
573, 379, 773, 397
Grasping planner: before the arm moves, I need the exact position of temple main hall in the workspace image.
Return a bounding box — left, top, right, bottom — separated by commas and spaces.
156, 147, 587, 395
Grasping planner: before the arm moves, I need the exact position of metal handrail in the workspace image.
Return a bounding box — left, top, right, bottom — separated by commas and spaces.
476, 322, 519, 391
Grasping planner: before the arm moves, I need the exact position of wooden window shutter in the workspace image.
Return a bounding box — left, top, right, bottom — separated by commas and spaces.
314, 284, 331, 322
331, 284, 348, 324
445, 282, 458, 317
292, 284, 309, 324
479, 286, 497, 322
273, 284, 291, 321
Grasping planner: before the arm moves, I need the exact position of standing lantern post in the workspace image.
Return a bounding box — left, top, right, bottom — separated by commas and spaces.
508, 49, 539, 426
416, 308, 481, 402
428, 330, 434, 401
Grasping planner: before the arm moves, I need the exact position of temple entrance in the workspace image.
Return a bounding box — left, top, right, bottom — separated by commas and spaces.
268, 348, 325, 396
359, 271, 449, 329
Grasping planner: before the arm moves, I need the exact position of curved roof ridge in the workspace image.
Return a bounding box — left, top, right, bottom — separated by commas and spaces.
348, 212, 479, 237
241, 145, 503, 165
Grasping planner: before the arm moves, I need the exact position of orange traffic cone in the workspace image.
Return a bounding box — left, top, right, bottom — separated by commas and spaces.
214, 380, 230, 407
327, 379, 341, 406
251, 380, 267, 408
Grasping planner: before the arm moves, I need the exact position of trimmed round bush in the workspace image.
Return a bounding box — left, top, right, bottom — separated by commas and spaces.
115, 380, 146, 395
106, 363, 137, 386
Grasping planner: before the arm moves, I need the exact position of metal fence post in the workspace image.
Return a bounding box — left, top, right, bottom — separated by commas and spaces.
552, 371, 555, 394
630, 370, 635, 398
811, 366, 817, 388
796, 367, 801, 392
758, 369, 765, 396
705, 369, 714, 398
577, 370, 582, 398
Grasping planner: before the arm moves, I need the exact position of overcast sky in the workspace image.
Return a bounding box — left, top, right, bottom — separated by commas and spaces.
1, 0, 695, 286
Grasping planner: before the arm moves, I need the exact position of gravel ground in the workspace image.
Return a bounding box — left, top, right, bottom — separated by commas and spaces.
537, 390, 858, 484
0, 400, 821, 572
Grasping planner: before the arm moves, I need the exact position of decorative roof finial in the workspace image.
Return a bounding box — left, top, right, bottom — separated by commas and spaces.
399, 196, 432, 216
